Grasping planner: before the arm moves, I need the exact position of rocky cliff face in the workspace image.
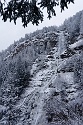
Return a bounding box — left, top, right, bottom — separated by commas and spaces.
0, 12, 83, 125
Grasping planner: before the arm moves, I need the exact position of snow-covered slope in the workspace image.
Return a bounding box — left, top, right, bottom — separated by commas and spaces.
14, 46, 58, 125
0, 31, 82, 125
69, 37, 83, 50
0, 11, 83, 124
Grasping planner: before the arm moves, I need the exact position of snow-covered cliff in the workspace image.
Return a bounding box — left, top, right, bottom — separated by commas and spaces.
15, 31, 83, 125
0, 11, 83, 125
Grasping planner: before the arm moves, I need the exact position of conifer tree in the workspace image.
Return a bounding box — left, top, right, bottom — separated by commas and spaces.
0, 0, 74, 27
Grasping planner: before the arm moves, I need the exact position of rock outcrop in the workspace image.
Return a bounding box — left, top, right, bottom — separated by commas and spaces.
0, 16, 83, 125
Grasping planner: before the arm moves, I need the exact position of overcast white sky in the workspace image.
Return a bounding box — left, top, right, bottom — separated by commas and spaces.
0, 0, 83, 52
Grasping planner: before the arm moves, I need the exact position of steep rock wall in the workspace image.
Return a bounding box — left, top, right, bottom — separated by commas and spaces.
0, 30, 83, 125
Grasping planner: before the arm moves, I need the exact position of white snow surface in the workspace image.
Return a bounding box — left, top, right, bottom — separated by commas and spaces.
69, 38, 83, 50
